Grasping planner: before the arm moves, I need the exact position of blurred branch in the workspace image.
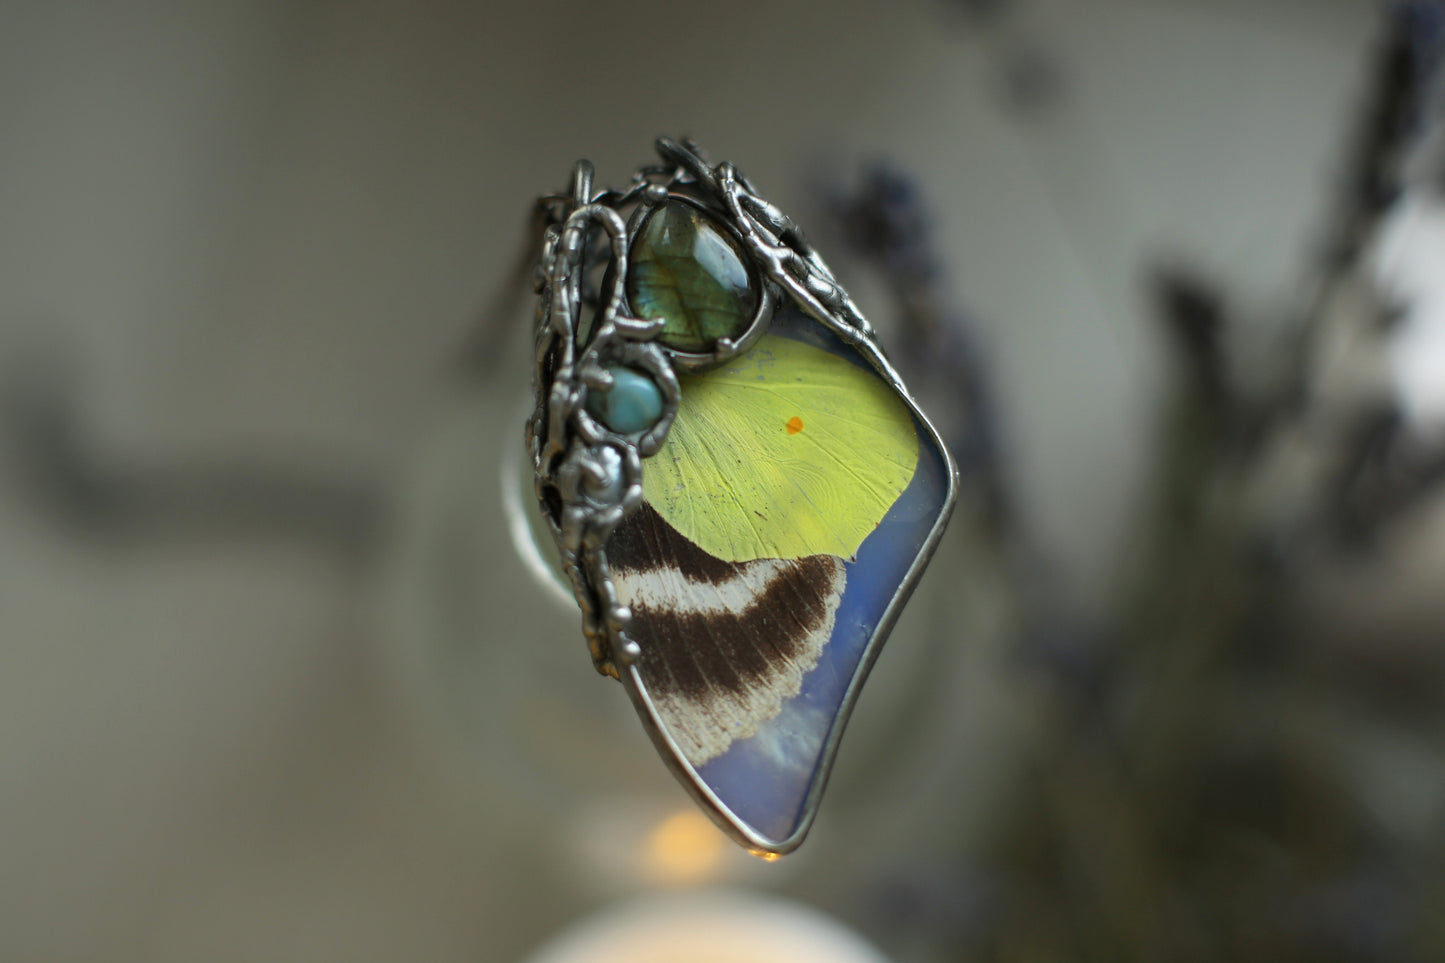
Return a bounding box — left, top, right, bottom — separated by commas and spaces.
0, 341, 385, 561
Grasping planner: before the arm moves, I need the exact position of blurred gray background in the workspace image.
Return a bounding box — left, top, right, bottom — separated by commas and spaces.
0, 1, 1386, 960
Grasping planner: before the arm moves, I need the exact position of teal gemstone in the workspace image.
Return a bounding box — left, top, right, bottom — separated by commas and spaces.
587, 366, 664, 434
626, 201, 759, 353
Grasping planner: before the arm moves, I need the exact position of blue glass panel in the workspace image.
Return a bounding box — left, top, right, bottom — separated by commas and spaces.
686, 307, 952, 845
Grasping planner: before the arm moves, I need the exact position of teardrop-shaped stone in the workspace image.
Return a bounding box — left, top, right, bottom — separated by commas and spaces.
626, 201, 759, 353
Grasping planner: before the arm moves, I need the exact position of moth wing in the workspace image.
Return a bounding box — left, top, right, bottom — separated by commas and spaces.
608, 502, 845, 766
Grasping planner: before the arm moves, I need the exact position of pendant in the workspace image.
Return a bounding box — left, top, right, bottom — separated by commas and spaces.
527, 138, 957, 855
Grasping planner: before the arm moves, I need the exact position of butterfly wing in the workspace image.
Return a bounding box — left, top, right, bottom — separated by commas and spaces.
609, 503, 845, 765
611, 331, 920, 774
643, 334, 919, 563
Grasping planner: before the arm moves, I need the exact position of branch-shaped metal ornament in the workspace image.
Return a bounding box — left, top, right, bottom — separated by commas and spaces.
527, 138, 958, 855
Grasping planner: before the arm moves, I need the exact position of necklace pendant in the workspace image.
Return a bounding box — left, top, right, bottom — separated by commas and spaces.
527, 138, 957, 855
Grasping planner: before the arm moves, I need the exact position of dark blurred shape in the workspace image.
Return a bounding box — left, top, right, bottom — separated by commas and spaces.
1, 340, 384, 560
1332, 1, 1444, 262
938, 0, 1067, 118
998, 41, 1066, 118
1155, 270, 1230, 409
1324, 402, 1445, 550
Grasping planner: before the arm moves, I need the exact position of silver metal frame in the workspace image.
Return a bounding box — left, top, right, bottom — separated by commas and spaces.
527, 137, 959, 855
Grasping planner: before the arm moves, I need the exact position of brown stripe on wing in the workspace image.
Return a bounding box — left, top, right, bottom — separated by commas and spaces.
610, 501, 745, 585
608, 502, 846, 765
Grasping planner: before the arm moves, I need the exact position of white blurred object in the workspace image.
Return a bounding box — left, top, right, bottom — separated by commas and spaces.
517, 891, 891, 963
1375, 194, 1445, 434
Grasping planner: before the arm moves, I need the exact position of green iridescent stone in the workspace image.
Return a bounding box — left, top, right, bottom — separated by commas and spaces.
626, 201, 759, 353
586, 365, 664, 435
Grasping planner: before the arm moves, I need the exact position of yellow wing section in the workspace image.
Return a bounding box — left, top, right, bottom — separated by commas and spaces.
643, 334, 919, 562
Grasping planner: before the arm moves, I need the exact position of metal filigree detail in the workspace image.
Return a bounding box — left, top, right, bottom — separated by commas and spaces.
527, 138, 891, 676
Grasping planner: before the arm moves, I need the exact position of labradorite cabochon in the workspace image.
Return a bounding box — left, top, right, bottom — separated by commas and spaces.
626, 200, 759, 354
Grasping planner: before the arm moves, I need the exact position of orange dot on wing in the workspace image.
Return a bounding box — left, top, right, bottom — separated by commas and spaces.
785, 415, 804, 435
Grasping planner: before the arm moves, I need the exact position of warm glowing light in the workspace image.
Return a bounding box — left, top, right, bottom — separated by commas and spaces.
518, 892, 893, 963
644, 810, 727, 884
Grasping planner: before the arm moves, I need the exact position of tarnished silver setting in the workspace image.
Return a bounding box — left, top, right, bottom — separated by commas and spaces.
526, 137, 958, 854
527, 136, 895, 678
621, 191, 776, 373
